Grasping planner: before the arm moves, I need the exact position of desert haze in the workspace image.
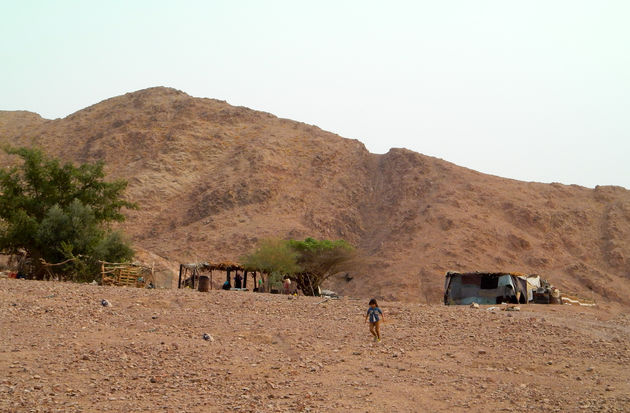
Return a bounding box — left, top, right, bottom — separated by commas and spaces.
1, 87, 629, 305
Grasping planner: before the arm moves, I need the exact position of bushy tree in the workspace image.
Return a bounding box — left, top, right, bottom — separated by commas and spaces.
241, 237, 354, 295
288, 238, 355, 295
241, 238, 302, 289
0, 147, 137, 281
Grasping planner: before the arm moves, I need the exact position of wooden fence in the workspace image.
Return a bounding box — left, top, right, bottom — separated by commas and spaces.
101, 263, 154, 288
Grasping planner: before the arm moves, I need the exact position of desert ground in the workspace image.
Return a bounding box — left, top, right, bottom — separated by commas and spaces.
1, 279, 629, 412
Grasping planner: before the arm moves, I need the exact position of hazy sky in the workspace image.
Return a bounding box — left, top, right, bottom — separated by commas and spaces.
2, 1, 629, 188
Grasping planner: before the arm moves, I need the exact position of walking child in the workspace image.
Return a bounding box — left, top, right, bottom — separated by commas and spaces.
365, 298, 384, 342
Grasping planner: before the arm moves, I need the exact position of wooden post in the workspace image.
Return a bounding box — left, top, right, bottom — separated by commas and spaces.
178, 264, 183, 289
101, 262, 105, 285
210, 269, 213, 290
243, 270, 248, 289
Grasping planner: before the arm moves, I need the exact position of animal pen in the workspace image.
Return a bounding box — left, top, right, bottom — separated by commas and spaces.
178, 261, 263, 291
101, 262, 155, 288
35, 255, 154, 287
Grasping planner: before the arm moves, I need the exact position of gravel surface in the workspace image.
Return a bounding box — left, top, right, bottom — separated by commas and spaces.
1, 279, 629, 412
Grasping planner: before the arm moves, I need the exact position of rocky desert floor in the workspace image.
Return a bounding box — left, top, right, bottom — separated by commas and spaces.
1, 279, 629, 412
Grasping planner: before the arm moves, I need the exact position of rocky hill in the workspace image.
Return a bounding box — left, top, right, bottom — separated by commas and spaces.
1, 87, 629, 304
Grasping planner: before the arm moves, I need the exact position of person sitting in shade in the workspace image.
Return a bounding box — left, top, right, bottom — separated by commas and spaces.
234, 272, 243, 289
500, 284, 516, 304
222, 280, 231, 290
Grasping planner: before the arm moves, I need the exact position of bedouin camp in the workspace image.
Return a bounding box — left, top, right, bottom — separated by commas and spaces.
443, 271, 547, 305
178, 261, 262, 292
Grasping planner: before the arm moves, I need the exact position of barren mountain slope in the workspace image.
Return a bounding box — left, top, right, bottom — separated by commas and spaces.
1, 87, 629, 304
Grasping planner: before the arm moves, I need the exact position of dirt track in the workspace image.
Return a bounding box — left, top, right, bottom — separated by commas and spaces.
1, 279, 629, 412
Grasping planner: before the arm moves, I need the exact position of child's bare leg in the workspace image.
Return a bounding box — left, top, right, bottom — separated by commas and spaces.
369, 323, 377, 338
375, 321, 381, 340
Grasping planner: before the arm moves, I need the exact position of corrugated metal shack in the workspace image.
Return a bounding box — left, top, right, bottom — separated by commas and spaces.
444, 271, 544, 305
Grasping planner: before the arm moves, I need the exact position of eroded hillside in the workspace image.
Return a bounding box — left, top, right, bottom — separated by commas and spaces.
1, 87, 629, 304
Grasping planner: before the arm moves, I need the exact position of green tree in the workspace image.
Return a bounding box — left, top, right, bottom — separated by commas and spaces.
241, 238, 302, 289
288, 238, 355, 295
241, 237, 355, 295
0, 146, 137, 281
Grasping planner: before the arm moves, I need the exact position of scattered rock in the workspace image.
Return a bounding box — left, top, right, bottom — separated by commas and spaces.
1, 278, 628, 412
470, 302, 480, 309
101, 299, 111, 307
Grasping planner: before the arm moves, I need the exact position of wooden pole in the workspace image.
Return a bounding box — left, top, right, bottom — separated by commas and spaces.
178, 264, 183, 289
210, 269, 213, 290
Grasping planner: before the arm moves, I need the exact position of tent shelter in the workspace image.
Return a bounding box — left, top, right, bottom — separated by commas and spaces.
443, 272, 537, 305
178, 261, 263, 291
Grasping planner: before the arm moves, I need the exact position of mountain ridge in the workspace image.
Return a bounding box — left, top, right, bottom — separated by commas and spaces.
1, 87, 629, 305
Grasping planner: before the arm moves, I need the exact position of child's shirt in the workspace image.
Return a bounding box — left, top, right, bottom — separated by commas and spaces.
367, 307, 383, 323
